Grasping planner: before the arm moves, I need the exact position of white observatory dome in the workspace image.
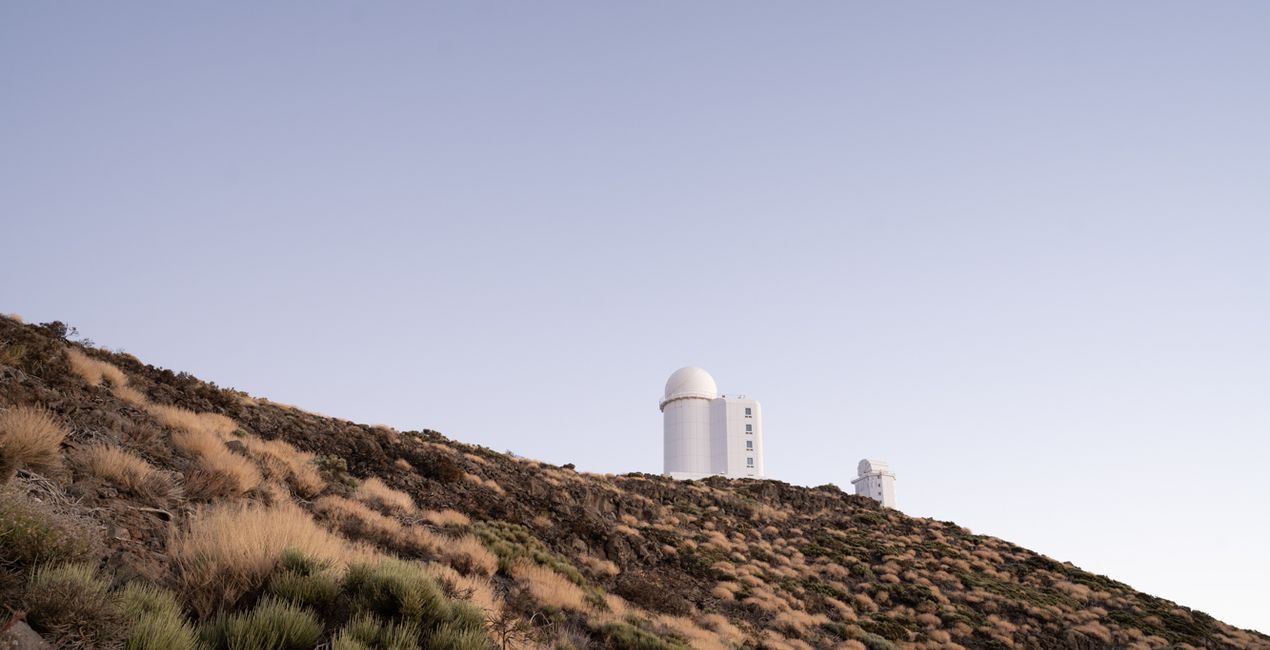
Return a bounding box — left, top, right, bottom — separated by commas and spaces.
660, 367, 718, 410
858, 459, 891, 476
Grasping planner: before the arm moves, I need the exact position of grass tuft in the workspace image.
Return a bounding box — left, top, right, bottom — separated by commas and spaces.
169, 501, 358, 618
0, 405, 67, 478
24, 562, 124, 649
267, 548, 341, 611
353, 477, 416, 515
74, 444, 178, 503
0, 484, 101, 573
120, 582, 199, 650
199, 596, 323, 650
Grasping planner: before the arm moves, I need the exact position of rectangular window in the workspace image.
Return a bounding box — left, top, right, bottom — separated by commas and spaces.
745, 424, 753, 433
746, 440, 753, 450
744, 407, 752, 417
746, 457, 754, 467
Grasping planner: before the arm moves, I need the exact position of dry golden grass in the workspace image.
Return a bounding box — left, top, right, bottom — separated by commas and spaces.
352, 477, 416, 515
404, 525, 444, 555
238, 436, 325, 498
510, 561, 587, 611
65, 348, 127, 387
697, 614, 746, 647
314, 495, 404, 544
711, 581, 740, 601
463, 472, 505, 494
421, 509, 470, 528
74, 444, 177, 502
111, 385, 148, 406
652, 614, 732, 650
2, 313, 22, 322
401, 526, 496, 576
147, 403, 237, 437
442, 533, 498, 576
169, 501, 362, 617
423, 562, 503, 620
614, 524, 641, 537
580, 554, 620, 578
0, 405, 66, 476
172, 429, 261, 496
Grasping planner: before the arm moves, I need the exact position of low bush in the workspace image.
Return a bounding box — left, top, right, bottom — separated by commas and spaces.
0, 485, 101, 573
172, 428, 261, 497
169, 502, 356, 618
0, 405, 66, 478
342, 558, 489, 648
65, 347, 127, 387
472, 521, 583, 584
600, 620, 692, 650
120, 582, 199, 650
440, 533, 498, 576
856, 631, 898, 650
353, 477, 416, 515
510, 561, 588, 612
315, 495, 405, 545
332, 613, 421, 650
267, 548, 340, 611
199, 596, 323, 650
239, 436, 326, 498
422, 509, 470, 528
24, 562, 124, 649
147, 403, 237, 438
74, 444, 178, 503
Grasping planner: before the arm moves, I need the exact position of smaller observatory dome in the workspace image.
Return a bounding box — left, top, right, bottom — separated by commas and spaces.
858, 459, 891, 476
660, 367, 718, 410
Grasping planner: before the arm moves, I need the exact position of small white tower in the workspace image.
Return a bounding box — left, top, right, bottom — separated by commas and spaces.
853, 459, 896, 508
661, 367, 763, 480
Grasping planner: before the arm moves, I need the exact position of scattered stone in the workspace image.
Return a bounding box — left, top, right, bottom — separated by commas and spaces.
0, 620, 51, 650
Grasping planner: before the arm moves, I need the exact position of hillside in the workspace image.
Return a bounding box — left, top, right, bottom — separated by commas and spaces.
0, 314, 1264, 650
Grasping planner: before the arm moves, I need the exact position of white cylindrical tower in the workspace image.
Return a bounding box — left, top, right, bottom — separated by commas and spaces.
661, 367, 718, 479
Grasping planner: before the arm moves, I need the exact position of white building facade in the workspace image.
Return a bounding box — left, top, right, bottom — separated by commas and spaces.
661, 367, 764, 480
852, 459, 896, 508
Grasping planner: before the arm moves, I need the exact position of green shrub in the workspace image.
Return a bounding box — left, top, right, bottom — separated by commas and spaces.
24, 562, 124, 648
855, 631, 898, 650
120, 582, 199, 650
341, 559, 489, 649
599, 621, 691, 650
428, 620, 489, 650
0, 486, 101, 573
267, 548, 339, 610
200, 596, 323, 650
472, 521, 583, 584
332, 613, 421, 650
344, 559, 452, 628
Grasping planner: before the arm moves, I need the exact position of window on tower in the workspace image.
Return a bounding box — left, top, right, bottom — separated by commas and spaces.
746, 440, 753, 450
745, 407, 752, 417
745, 424, 752, 433
746, 457, 754, 467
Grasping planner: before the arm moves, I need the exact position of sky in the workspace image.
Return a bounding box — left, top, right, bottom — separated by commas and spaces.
3, 1, 1268, 634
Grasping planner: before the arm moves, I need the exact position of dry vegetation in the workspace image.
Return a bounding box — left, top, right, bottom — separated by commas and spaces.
168, 501, 363, 617
0, 405, 66, 478
352, 476, 416, 515
73, 444, 177, 503
171, 427, 262, 497
0, 318, 1265, 650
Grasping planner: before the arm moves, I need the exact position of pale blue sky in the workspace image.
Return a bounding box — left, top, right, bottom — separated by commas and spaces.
3, 2, 1268, 633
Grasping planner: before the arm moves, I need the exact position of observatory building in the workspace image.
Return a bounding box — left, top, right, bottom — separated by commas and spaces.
853, 459, 896, 508
661, 367, 764, 480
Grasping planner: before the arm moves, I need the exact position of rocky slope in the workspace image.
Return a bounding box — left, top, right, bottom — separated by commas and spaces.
0, 315, 1264, 649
